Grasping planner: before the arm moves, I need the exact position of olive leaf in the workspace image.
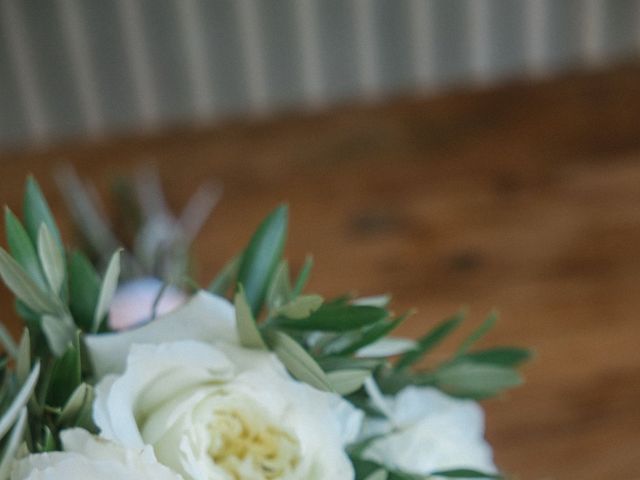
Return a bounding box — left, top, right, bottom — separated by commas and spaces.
37, 224, 65, 295
93, 249, 122, 332
234, 285, 267, 350
269, 331, 333, 392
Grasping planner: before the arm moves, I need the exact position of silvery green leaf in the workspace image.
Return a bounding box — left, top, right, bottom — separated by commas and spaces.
266, 261, 292, 310
276, 294, 323, 320
291, 255, 313, 297
460, 347, 532, 367
0, 362, 39, 439
234, 286, 267, 350
41, 315, 75, 357
327, 369, 370, 395
434, 361, 522, 398
395, 311, 465, 370
93, 249, 122, 332
15, 331, 30, 384
47, 338, 81, 407
0, 247, 59, 314
275, 304, 387, 332
38, 224, 65, 295
0, 407, 27, 480
269, 331, 333, 392
356, 337, 417, 358
429, 468, 503, 479
23, 176, 62, 248
352, 294, 391, 308
207, 255, 240, 297
237, 205, 288, 315
0, 324, 16, 358
4, 208, 45, 287
58, 383, 94, 429
456, 311, 498, 356
364, 469, 388, 480
67, 251, 101, 332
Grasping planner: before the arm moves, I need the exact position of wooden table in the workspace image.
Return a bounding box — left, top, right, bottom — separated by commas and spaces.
2, 64, 640, 479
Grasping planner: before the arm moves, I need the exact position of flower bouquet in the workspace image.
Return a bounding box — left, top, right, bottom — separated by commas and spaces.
0, 174, 530, 480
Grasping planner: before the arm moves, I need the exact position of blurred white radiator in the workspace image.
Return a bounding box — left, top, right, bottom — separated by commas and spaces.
0, 0, 638, 150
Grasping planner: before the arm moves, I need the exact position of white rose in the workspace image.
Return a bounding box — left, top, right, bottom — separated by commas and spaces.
361, 386, 496, 476
11, 428, 182, 480
87, 291, 362, 480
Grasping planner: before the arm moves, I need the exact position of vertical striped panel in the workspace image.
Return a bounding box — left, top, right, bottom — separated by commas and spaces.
524, 0, 549, 76
18, 0, 84, 141
258, 0, 304, 110
294, 0, 325, 107
316, 0, 359, 101
603, 0, 638, 59
372, 0, 414, 95
198, 1, 248, 117
236, 0, 269, 113
1, 0, 49, 144
116, 0, 159, 127
408, 0, 437, 90
78, 0, 139, 132
0, 8, 30, 149
1, 0, 640, 151
431, 0, 470, 86
545, 1, 584, 71
58, 0, 104, 137
139, 0, 192, 125
175, 0, 215, 121
490, 0, 527, 79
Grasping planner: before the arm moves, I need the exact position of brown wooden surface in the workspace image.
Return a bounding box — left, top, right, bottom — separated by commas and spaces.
2, 65, 640, 479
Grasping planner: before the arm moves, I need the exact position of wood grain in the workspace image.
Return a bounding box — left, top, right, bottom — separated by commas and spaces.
2, 64, 640, 479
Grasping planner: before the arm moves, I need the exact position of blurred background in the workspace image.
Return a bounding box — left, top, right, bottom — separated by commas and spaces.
1, 0, 640, 150
2, 1, 640, 479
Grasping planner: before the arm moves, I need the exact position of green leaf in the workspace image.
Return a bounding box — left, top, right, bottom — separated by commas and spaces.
93, 249, 122, 333
0, 247, 60, 314
292, 255, 313, 296
234, 285, 267, 350
365, 469, 389, 480
16, 330, 30, 384
461, 347, 532, 367
456, 311, 498, 356
237, 205, 288, 315
330, 312, 411, 356
37, 224, 66, 295
430, 468, 503, 479
327, 369, 370, 395
58, 383, 95, 430
317, 356, 383, 372
276, 294, 323, 320
433, 361, 523, 398
275, 304, 388, 332
47, 339, 81, 408
208, 255, 240, 297
67, 251, 101, 332
0, 407, 27, 479
4, 207, 45, 287
268, 331, 333, 392
353, 294, 391, 308
266, 261, 292, 310
395, 311, 465, 370
23, 176, 62, 248
40, 426, 57, 452
41, 315, 75, 357
0, 361, 39, 439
